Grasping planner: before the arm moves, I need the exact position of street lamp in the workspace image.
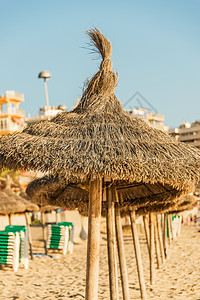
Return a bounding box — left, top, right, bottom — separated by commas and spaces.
38, 70, 51, 109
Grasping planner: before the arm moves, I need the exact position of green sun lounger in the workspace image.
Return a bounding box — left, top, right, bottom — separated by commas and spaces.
0, 231, 20, 271
47, 222, 74, 255
2, 225, 29, 270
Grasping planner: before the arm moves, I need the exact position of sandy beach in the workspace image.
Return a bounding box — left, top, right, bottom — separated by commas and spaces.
0, 224, 200, 299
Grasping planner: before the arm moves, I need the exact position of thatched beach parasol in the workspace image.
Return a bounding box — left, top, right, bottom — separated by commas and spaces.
135, 189, 195, 216
26, 173, 195, 217
0, 191, 26, 215
20, 188, 59, 213
167, 194, 196, 214
0, 176, 39, 217
26, 175, 88, 210
3, 176, 39, 214
0, 28, 200, 299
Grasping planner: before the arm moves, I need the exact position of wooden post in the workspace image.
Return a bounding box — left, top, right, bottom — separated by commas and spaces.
154, 215, 161, 269
130, 210, 147, 300
143, 215, 150, 258
161, 213, 164, 233
41, 212, 47, 255
163, 213, 167, 259
115, 199, 130, 300
85, 178, 102, 300
56, 210, 59, 224
106, 185, 119, 300
167, 214, 172, 246
8, 213, 12, 225
149, 213, 155, 286
25, 212, 33, 260
168, 214, 173, 242
156, 215, 165, 264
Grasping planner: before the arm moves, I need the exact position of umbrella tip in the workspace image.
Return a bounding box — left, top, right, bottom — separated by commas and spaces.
86, 27, 112, 70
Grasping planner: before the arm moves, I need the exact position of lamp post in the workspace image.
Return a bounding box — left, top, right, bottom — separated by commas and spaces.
38, 70, 51, 109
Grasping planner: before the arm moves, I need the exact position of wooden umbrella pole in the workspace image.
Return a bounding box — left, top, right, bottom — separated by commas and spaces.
115, 199, 130, 300
106, 185, 119, 300
56, 210, 59, 224
161, 213, 164, 233
142, 215, 150, 258
8, 213, 11, 225
25, 212, 33, 260
163, 213, 167, 259
130, 210, 147, 300
85, 177, 102, 300
149, 213, 155, 286
167, 214, 172, 246
156, 215, 165, 264
154, 215, 161, 269
169, 214, 173, 242
41, 212, 47, 255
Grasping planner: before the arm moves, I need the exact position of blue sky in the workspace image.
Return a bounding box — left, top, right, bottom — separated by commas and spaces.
0, 0, 200, 128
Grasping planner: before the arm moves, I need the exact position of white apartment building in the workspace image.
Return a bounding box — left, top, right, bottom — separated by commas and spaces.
169, 121, 200, 148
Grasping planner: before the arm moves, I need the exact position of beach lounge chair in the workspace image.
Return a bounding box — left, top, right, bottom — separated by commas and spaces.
58, 222, 74, 254
47, 222, 74, 255
4, 225, 29, 269
0, 231, 20, 272
171, 215, 181, 238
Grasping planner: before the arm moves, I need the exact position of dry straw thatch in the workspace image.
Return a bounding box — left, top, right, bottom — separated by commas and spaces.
0, 187, 39, 215
26, 174, 90, 214
26, 174, 193, 217
135, 192, 195, 216
4, 176, 39, 213
0, 28, 200, 210
167, 194, 196, 214
4, 188, 39, 213
0, 191, 27, 215
20, 190, 59, 212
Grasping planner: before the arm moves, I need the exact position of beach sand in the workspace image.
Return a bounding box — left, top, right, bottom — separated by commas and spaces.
0, 224, 200, 299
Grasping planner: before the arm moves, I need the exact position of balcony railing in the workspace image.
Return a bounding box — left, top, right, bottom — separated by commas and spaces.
4, 91, 24, 101
0, 109, 25, 116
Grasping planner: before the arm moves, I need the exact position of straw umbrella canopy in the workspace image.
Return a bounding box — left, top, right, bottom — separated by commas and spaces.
134, 192, 195, 216
3, 176, 39, 213
0, 188, 39, 215
26, 174, 177, 218
0, 32, 199, 195
167, 194, 196, 214
16, 196, 39, 213
0, 28, 200, 299
26, 174, 94, 213
0, 191, 27, 215
26, 173, 196, 217
19, 190, 58, 212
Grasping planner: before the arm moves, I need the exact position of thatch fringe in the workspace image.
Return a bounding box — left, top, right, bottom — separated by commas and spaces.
26, 175, 195, 218
0, 191, 26, 215
135, 194, 196, 216
167, 194, 196, 214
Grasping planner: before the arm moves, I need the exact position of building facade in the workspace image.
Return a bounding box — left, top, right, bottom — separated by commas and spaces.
0, 91, 26, 135
169, 121, 200, 148
126, 107, 168, 131
26, 104, 67, 125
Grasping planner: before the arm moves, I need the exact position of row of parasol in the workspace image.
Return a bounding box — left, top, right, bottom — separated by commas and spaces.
0, 28, 199, 299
